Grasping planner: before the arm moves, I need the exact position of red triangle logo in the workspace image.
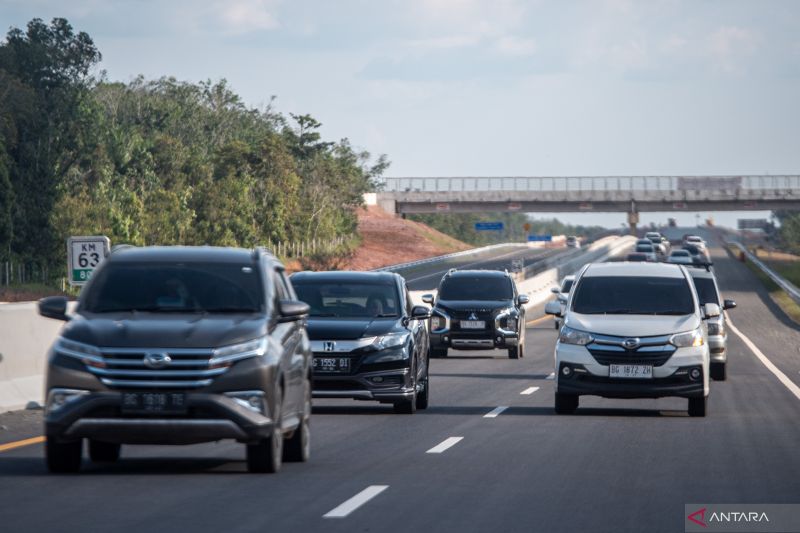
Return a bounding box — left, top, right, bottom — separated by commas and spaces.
688, 507, 708, 528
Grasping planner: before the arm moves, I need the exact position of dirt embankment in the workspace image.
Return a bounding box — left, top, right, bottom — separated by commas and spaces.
343, 205, 472, 271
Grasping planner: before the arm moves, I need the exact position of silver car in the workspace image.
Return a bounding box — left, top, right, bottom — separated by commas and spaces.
668, 249, 693, 265
550, 275, 576, 330
687, 267, 737, 380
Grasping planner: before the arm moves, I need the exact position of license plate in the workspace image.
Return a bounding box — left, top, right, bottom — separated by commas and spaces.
121, 392, 187, 414
460, 320, 485, 329
609, 364, 653, 379
313, 357, 351, 373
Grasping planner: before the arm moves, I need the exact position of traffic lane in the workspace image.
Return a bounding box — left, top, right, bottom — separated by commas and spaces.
320, 326, 800, 533
403, 246, 559, 291
707, 240, 800, 389
0, 326, 557, 533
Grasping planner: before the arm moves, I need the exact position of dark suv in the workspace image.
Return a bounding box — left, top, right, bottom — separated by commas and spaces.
424, 269, 529, 359
38, 246, 311, 474
291, 271, 431, 414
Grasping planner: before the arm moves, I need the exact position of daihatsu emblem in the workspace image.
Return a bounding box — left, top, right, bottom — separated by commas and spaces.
468, 312, 478, 321
143, 352, 172, 369
622, 338, 640, 350
323, 341, 336, 352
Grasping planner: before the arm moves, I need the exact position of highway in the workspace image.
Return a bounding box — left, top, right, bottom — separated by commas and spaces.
2, 235, 800, 533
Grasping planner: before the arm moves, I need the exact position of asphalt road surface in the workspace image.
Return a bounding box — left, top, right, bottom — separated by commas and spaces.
1, 234, 800, 533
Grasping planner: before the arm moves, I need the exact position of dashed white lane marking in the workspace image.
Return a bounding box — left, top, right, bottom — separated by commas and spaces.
726, 314, 800, 401
323, 485, 389, 518
483, 406, 509, 418
545, 372, 555, 380
521, 386, 540, 395
426, 437, 464, 454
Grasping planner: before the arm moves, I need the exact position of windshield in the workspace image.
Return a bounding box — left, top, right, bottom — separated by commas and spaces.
82, 262, 264, 313
293, 280, 400, 318
572, 276, 695, 315
692, 277, 720, 305
439, 276, 514, 301
671, 250, 690, 256
635, 244, 654, 252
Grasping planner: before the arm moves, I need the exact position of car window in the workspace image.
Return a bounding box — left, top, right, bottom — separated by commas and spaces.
293, 280, 400, 318
572, 276, 695, 315
692, 277, 720, 305
82, 262, 264, 313
561, 279, 574, 293
274, 269, 290, 301
439, 276, 514, 301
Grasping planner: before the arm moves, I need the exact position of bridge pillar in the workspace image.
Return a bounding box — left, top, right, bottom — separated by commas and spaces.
627, 208, 639, 236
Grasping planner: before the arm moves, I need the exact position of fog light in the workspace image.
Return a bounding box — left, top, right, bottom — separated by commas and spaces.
225, 391, 266, 414
497, 336, 502, 343
689, 368, 702, 381
561, 365, 573, 377
46, 388, 89, 413
443, 336, 449, 342
372, 376, 384, 383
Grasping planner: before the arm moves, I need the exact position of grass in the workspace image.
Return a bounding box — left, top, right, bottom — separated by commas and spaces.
0, 282, 75, 303
730, 245, 800, 324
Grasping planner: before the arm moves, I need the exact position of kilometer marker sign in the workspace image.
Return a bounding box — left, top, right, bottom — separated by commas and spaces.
67, 236, 111, 286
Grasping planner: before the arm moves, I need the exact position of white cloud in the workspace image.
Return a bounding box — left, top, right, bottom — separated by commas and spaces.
706, 26, 760, 74
215, 0, 280, 35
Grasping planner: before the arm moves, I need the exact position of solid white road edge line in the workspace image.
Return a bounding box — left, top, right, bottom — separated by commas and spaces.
726, 314, 800, 401
323, 485, 389, 518
426, 437, 464, 454
521, 386, 540, 395
484, 406, 509, 418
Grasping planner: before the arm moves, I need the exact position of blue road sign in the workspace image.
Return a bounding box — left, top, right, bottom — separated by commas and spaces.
475, 221, 504, 231
527, 234, 552, 242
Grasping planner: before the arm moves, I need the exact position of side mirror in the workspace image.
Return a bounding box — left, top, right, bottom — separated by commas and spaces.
544, 301, 562, 317
421, 294, 434, 305
550, 287, 560, 294
723, 299, 737, 310
517, 294, 530, 306
703, 303, 721, 319
278, 299, 310, 322
38, 296, 70, 321
410, 305, 431, 320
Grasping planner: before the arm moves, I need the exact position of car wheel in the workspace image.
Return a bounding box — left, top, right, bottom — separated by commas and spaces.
710, 362, 727, 381
284, 381, 311, 463
46, 438, 82, 473
554, 392, 578, 414
247, 392, 283, 473
416, 367, 430, 410
430, 347, 448, 358
88, 440, 120, 463
688, 396, 707, 417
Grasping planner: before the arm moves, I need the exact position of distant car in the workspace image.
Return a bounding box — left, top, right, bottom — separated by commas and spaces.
683, 244, 709, 265
566, 236, 580, 248
424, 269, 529, 359
291, 271, 431, 414
635, 238, 652, 247
687, 268, 737, 381
626, 252, 651, 262
550, 275, 575, 330
668, 249, 694, 265
684, 235, 707, 251
634, 243, 658, 262
645, 232, 662, 244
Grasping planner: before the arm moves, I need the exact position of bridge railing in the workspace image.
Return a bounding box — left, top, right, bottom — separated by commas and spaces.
380, 176, 800, 193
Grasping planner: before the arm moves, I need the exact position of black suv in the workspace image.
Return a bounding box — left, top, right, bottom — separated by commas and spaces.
424, 269, 529, 359
291, 271, 431, 414
38, 246, 311, 474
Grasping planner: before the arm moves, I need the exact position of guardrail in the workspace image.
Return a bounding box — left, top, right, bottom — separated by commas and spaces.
728, 241, 800, 305
373, 242, 531, 273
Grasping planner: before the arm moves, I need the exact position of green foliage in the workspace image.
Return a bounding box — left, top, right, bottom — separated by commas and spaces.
0, 18, 387, 274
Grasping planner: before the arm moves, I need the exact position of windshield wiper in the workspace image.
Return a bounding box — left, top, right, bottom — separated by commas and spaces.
374, 313, 398, 318
311, 313, 338, 317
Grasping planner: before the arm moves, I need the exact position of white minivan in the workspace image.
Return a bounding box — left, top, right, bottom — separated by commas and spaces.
545, 262, 716, 417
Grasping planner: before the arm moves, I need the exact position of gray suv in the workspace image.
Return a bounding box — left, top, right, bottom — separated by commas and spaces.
38, 246, 311, 474
687, 267, 737, 380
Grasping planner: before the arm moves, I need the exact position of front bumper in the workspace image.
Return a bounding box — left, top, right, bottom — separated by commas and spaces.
430, 330, 518, 351
312, 368, 415, 403
708, 334, 727, 362
45, 391, 276, 445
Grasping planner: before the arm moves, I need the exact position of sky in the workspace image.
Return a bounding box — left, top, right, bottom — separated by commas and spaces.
2, 0, 798, 229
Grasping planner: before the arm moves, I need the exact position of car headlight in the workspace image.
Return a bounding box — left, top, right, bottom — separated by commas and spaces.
558, 326, 594, 346
670, 328, 704, 347
53, 337, 105, 366
707, 322, 724, 336
372, 332, 409, 351
430, 315, 444, 330
505, 316, 518, 331
211, 337, 268, 366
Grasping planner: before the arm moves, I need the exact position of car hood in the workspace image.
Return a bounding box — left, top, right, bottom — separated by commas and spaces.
306, 317, 398, 340
565, 312, 700, 337
61, 312, 268, 348
436, 300, 512, 312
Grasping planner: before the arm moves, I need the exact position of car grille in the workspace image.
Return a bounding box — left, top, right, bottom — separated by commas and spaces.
89, 348, 226, 389
446, 308, 496, 332
586, 334, 675, 367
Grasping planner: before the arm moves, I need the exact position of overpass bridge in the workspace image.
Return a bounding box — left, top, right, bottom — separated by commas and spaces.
377, 175, 800, 225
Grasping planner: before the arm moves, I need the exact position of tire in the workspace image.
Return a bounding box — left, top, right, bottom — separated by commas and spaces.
710, 362, 727, 381
88, 440, 120, 463
554, 320, 561, 330
46, 438, 82, 473
394, 398, 417, 414
416, 368, 430, 410
247, 392, 283, 473
508, 346, 520, 359
554, 392, 579, 414
284, 381, 311, 463
688, 396, 707, 417
430, 347, 448, 358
